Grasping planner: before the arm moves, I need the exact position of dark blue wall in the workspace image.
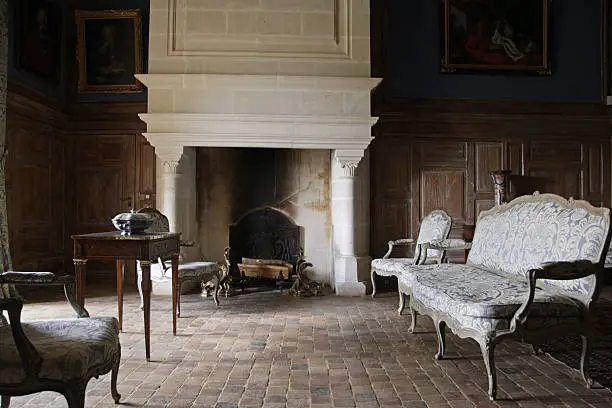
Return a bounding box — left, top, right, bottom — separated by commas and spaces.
386, 0, 602, 101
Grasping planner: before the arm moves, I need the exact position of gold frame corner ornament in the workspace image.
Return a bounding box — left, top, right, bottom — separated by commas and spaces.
75, 9, 144, 94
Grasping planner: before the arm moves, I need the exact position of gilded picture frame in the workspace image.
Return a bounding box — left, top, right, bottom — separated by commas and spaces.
75, 9, 143, 93
441, 0, 551, 75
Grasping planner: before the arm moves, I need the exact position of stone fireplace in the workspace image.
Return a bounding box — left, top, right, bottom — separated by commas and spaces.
136, 0, 378, 295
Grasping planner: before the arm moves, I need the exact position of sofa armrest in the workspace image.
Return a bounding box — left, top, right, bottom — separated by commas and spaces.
1, 272, 89, 318
419, 239, 472, 264
511, 260, 599, 330
383, 238, 415, 259
0, 297, 42, 377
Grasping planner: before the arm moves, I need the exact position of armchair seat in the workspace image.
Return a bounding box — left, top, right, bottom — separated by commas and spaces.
0, 316, 120, 385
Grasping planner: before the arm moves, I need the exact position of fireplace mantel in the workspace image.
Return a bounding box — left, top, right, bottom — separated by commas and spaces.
136, 73, 380, 166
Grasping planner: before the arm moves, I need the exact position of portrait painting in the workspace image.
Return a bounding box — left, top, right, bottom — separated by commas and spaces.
16, 0, 63, 85
442, 0, 550, 74
75, 10, 143, 93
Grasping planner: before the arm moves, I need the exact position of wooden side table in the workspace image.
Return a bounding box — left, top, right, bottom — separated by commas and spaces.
71, 231, 181, 361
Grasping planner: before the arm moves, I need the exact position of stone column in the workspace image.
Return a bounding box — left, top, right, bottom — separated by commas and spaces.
332, 150, 370, 296
156, 146, 184, 233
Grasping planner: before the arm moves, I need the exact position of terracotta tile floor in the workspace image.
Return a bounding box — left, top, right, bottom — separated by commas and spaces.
6, 283, 612, 408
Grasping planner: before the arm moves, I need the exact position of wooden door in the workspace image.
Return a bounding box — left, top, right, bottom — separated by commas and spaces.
72, 134, 136, 234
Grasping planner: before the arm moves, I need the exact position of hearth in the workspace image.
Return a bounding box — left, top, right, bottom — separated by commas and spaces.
228, 206, 302, 285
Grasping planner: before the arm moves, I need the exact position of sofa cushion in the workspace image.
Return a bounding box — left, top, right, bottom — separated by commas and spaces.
0, 316, 120, 384
467, 195, 609, 296
411, 264, 583, 321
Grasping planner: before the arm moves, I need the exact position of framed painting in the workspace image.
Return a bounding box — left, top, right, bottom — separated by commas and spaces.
442, 0, 551, 75
15, 0, 63, 85
75, 9, 143, 93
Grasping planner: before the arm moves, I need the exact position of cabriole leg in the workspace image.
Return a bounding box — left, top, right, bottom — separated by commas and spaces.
370, 270, 377, 298
479, 338, 497, 400
409, 307, 417, 333
111, 347, 121, 404
398, 291, 405, 315
435, 320, 446, 360
63, 385, 86, 408
580, 334, 594, 388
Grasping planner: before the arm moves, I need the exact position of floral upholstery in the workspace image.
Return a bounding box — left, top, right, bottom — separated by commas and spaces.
468, 196, 609, 295
410, 264, 583, 333
0, 316, 120, 384
415, 210, 453, 260
371, 210, 451, 277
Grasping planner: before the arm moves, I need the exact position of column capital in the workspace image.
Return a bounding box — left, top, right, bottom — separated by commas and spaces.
333, 149, 364, 177
161, 160, 180, 174
156, 146, 184, 174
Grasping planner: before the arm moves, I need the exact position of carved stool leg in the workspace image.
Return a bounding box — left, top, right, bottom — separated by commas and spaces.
435, 320, 446, 360
580, 334, 594, 388
409, 307, 417, 333
479, 338, 497, 400
397, 291, 405, 315
111, 347, 121, 404
1, 395, 10, 408
371, 270, 377, 298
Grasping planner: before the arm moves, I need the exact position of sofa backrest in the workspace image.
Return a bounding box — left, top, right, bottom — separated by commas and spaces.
467, 193, 611, 297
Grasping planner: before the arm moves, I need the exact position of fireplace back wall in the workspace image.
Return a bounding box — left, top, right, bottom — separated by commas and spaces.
196, 147, 332, 284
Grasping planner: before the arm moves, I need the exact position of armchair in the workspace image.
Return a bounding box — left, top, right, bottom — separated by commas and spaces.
370, 210, 452, 314
0, 271, 121, 408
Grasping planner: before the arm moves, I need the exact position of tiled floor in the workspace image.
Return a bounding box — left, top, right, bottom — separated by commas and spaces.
6, 283, 612, 408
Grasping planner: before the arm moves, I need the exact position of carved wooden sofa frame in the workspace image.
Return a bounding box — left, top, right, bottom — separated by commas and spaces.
0, 272, 121, 408
403, 193, 611, 400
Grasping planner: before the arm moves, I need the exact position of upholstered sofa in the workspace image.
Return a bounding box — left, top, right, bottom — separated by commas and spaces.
401, 193, 611, 400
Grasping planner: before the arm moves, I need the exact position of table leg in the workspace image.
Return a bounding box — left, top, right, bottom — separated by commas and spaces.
73, 258, 87, 307
140, 260, 152, 361
116, 260, 124, 331
171, 253, 179, 336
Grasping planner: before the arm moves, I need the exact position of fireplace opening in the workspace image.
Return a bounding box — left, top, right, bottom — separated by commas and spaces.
228, 206, 303, 287
196, 147, 332, 286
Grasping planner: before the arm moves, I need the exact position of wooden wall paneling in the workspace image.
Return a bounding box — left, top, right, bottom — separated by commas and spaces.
6, 87, 66, 272
135, 135, 156, 209
473, 142, 504, 220
418, 140, 469, 231
370, 138, 413, 258
72, 134, 135, 234
525, 141, 583, 199
370, 99, 612, 266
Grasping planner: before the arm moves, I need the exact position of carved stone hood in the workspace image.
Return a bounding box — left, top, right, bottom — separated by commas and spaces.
136, 73, 380, 168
